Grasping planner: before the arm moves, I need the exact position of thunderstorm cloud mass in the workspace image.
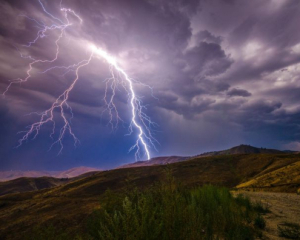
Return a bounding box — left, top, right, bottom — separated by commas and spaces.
1, 0, 300, 171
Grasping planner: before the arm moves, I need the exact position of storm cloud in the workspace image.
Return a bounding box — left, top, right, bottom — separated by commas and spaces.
1, 0, 300, 170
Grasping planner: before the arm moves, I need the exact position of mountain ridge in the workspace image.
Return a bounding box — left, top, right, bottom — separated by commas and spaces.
197, 144, 288, 157
119, 144, 293, 169
0, 166, 101, 182
0, 144, 295, 195
118, 156, 189, 169
1, 145, 292, 181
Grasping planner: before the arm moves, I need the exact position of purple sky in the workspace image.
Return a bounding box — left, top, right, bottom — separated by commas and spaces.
1, 0, 300, 170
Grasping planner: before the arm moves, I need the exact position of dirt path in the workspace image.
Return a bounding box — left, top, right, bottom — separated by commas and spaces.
237, 191, 300, 239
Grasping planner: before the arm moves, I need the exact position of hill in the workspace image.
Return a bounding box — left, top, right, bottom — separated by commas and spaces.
0, 177, 69, 196
237, 161, 300, 192
119, 145, 292, 169
0, 171, 100, 196
198, 144, 285, 157
0, 166, 101, 182
0, 144, 292, 196
118, 156, 189, 168
0, 144, 283, 178
0, 170, 55, 182
0, 153, 299, 239
54, 167, 100, 178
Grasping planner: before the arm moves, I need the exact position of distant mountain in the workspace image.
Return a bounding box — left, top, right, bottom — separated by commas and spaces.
197, 144, 286, 157
0, 170, 100, 196
119, 145, 292, 169
0, 145, 292, 194
0, 171, 55, 182
118, 156, 189, 169
0, 166, 101, 182
54, 167, 100, 178
0, 177, 67, 196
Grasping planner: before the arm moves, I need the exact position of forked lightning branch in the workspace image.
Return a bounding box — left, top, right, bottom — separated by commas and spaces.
3, 0, 158, 160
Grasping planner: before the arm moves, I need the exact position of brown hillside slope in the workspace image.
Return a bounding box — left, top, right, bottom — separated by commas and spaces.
54, 167, 101, 178
0, 167, 101, 182
119, 145, 290, 169
0, 153, 299, 239
237, 161, 300, 192
198, 144, 285, 157
0, 171, 55, 182
118, 156, 189, 168
0, 177, 69, 196
0, 171, 100, 196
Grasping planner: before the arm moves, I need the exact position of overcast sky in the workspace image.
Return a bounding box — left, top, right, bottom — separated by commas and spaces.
1, 0, 300, 170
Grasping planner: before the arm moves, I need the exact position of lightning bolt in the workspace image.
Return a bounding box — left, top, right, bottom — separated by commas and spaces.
3, 0, 157, 160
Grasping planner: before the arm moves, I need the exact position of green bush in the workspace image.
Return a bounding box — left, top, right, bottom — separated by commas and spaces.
88, 182, 264, 240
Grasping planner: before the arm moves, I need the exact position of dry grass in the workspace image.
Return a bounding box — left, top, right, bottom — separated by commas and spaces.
237, 161, 300, 193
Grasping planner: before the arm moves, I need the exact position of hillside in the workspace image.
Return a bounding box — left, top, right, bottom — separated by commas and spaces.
237, 161, 300, 192
55, 167, 100, 178
0, 171, 100, 196
0, 153, 299, 239
119, 145, 290, 169
0, 177, 68, 196
0, 167, 101, 182
0, 145, 289, 183
0, 171, 55, 182
119, 156, 189, 168
198, 144, 285, 157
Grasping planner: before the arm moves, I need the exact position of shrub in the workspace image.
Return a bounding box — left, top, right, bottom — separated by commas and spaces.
88, 183, 264, 240
253, 201, 270, 214
254, 215, 266, 230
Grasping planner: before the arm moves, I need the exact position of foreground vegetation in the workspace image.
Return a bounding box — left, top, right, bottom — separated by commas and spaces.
30, 175, 267, 240
88, 188, 265, 239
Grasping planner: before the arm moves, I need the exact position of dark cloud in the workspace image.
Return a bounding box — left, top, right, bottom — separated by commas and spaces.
1, 0, 300, 170
156, 92, 215, 119
227, 88, 251, 97
184, 41, 233, 79
243, 100, 282, 115
194, 30, 222, 45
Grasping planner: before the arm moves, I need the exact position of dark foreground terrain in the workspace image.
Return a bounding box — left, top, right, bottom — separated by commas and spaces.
0, 152, 299, 239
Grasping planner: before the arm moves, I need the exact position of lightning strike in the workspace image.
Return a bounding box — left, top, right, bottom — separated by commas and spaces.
3, 0, 157, 160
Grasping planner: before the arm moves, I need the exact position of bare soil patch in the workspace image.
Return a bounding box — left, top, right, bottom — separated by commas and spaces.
237, 191, 300, 239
